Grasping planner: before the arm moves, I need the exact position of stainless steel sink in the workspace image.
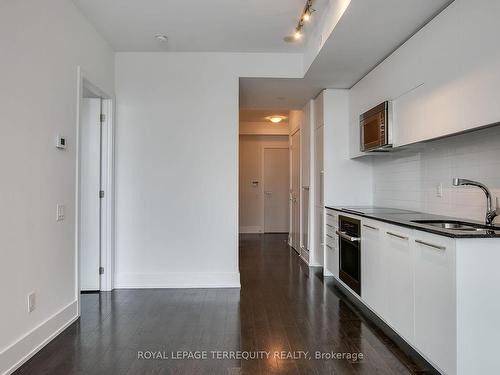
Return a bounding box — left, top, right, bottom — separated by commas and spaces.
411, 220, 500, 231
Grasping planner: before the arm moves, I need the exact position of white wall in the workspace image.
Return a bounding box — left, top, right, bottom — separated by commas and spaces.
239, 122, 289, 136
0, 0, 114, 373
373, 126, 500, 224
239, 135, 289, 233
114, 52, 302, 288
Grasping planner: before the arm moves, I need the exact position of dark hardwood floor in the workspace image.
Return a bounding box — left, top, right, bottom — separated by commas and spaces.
15, 234, 432, 374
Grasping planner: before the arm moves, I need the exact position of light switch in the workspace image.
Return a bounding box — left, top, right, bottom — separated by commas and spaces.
436, 183, 443, 198
56, 204, 65, 221
28, 292, 36, 313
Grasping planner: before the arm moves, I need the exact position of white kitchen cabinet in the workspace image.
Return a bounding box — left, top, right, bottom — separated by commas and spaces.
324, 209, 339, 277
349, 0, 500, 154
384, 224, 414, 343
414, 231, 456, 375
361, 219, 387, 319
337, 210, 500, 375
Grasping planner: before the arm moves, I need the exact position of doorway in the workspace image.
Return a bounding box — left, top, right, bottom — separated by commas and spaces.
263, 147, 289, 233
77, 68, 114, 296
79, 97, 102, 291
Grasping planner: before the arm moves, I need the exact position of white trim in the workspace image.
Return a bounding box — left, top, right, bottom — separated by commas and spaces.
239, 226, 263, 234
114, 272, 241, 289
76, 67, 115, 302
0, 301, 78, 375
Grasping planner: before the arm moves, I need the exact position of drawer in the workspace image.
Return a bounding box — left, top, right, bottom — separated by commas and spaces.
325, 210, 338, 227
325, 241, 337, 253
325, 232, 338, 248
325, 222, 337, 236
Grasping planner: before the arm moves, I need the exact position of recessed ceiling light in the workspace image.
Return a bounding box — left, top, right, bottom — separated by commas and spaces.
266, 115, 287, 123
154, 34, 168, 42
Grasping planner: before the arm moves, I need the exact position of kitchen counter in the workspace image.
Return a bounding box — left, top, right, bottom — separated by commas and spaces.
325, 206, 500, 238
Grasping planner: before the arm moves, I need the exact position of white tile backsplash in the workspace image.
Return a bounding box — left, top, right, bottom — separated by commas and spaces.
373, 126, 500, 224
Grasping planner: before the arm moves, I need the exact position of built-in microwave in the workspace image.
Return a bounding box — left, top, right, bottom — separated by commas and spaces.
360, 101, 392, 152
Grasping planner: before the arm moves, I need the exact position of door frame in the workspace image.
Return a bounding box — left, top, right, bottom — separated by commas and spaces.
260, 144, 290, 233
289, 128, 301, 251
75, 67, 115, 314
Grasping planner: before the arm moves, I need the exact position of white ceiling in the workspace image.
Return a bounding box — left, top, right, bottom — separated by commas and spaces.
73, 0, 453, 109
240, 0, 454, 109
72, 0, 328, 52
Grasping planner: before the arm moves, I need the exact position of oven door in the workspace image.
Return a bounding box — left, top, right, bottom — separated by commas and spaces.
338, 230, 361, 295
361, 111, 387, 152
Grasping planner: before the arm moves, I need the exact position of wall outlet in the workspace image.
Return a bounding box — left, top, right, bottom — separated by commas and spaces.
436, 183, 443, 198
56, 204, 65, 221
56, 135, 67, 149
28, 292, 36, 313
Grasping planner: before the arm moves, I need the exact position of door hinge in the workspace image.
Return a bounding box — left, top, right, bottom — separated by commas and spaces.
99, 190, 105, 198
100, 113, 106, 123
99, 267, 104, 275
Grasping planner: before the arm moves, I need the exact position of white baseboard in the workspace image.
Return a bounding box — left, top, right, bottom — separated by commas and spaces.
114, 272, 241, 289
239, 226, 263, 234
1, 300, 78, 375
324, 268, 334, 277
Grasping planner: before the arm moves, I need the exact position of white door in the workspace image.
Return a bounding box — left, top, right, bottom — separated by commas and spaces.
79, 98, 101, 291
263, 148, 289, 233
291, 130, 300, 251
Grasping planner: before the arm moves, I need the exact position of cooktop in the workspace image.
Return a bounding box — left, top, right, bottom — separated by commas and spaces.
339, 206, 420, 215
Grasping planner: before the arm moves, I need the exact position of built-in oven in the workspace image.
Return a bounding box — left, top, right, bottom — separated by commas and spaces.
337, 216, 361, 295
360, 101, 392, 152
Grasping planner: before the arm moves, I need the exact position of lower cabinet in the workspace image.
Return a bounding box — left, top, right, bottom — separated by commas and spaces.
362, 221, 414, 343
325, 212, 339, 277
414, 232, 456, 375
384, 224, 414, 343
361, 219, 387, 318
360, 219, 457, 373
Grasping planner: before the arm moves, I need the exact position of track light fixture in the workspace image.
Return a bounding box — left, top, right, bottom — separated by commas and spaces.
292, 0, 315, 41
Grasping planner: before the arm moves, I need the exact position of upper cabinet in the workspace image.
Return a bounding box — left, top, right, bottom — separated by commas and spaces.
349, 0, 500, 157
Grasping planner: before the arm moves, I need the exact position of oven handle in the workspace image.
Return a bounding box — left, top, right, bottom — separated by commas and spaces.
335, 230, 360, 242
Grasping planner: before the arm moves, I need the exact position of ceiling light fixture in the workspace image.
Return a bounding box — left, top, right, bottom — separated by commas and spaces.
154, 34, 168, 42
266, 115, 287, 123
287, 0, 315, 42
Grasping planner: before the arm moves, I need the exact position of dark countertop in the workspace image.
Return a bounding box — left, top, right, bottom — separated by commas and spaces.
325, 206, 500, 238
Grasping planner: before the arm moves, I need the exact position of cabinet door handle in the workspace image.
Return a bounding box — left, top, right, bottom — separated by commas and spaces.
326, 234, 334, 239
386, 231, 409, 240
363, 224, 379, 231
415, 239, 446, 250
326, 244, 333, 250
336, 230, 360, 242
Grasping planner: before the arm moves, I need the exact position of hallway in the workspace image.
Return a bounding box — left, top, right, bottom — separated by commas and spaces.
15, 234, 431, 374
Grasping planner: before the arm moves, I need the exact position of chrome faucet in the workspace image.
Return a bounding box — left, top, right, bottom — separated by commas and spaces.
452, 178, 498, 226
